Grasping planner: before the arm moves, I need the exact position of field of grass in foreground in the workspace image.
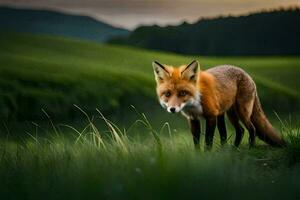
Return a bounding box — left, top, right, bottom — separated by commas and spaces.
1, 111, 300, 200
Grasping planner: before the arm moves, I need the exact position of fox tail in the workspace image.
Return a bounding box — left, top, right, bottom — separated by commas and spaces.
251, 95, 286, 147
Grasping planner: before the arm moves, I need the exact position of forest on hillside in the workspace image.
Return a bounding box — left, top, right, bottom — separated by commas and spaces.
109, 8, 300, 56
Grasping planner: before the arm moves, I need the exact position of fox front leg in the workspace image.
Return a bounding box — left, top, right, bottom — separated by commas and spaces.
188, 118, 201, 149
205, 117, 217, 150
217, 114, 227, 145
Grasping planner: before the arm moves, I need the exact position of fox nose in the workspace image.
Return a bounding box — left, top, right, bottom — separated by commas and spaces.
170, 107, 176, 113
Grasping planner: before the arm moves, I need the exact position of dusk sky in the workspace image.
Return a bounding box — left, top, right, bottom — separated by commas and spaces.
1, 0, 299, 29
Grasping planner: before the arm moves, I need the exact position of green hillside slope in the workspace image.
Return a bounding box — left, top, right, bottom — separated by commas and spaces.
0, 32, 299, 121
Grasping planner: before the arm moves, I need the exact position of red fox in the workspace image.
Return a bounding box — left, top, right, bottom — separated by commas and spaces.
153, 60, 285, 148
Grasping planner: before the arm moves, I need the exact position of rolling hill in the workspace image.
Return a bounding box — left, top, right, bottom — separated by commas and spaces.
0, 6, 129, 42
109, 8, 300, 55
0, 32, 299, 122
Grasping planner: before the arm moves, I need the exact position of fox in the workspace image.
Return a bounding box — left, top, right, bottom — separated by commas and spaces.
153, 60, 285, 149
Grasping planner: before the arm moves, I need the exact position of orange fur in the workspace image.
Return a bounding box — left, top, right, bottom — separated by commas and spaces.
156, 65, 221, 117
198, 71, 220, 117
156, 66, 199, 109
153, 61, 285, 148
155, 64, 230, 117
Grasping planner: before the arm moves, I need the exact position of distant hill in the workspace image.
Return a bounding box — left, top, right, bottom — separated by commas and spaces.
109, 8, 300, 55
1, 32, 300, 121
0, 6, 129, 42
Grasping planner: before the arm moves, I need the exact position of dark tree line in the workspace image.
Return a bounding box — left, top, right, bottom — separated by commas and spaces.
108, 8, 300, 56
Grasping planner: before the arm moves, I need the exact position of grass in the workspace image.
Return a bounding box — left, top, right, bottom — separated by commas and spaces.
0, 109, 300, 200
1, 31, 300, 199
1, 32, 300, 123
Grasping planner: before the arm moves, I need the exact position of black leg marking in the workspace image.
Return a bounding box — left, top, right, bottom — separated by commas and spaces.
217, 114, 227, 145
189, 118, 201, 148
227, 110, 245, 147
205, 117, 217, 150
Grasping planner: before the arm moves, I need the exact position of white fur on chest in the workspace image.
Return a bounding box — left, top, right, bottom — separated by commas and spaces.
181, 92, 203, 119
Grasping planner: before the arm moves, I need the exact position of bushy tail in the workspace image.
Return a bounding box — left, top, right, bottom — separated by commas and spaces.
251, 95, 286, 147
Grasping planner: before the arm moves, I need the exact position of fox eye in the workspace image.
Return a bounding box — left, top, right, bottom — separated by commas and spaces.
164, 91, 171, 97
178, 90, 187, 97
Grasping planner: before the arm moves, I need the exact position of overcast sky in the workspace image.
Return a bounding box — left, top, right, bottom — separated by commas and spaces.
1, 0, 299, 29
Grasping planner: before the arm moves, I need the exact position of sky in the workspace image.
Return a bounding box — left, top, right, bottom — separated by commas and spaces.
0, 0, 299, 30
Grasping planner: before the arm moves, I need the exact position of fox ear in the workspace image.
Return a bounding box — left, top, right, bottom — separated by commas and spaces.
181, 60, 199, 82
153, 61, 170, 82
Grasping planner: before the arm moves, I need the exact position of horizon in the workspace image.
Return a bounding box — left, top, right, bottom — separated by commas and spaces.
0, 0, 299, 30
1, 4, 299, 31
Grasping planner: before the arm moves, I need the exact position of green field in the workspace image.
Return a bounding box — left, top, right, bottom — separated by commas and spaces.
1, 32, 300, 122
1, 32, 300, 199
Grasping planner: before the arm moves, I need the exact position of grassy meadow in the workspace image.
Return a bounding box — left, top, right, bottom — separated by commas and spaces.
1, 110, 300, 200
1, 32, 300, 199
1, 32, 300, 122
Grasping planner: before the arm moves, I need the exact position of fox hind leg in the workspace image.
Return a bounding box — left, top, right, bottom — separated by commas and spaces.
227, 109, 245, 147
242, 119, 256, 147
236, 97, 256, 147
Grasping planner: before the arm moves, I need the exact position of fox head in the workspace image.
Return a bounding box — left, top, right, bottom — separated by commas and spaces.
153, 60, 200, 113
